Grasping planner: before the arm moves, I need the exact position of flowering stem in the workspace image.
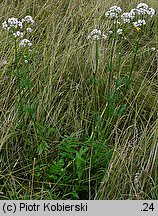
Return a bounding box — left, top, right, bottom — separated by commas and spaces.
129, 38, 140, 81
94, 38, 99, 108
14, 38, 24, 122
95, 39, 99, 75
26, 50, 31, 97
93, 39, 99, 138
107, 40, 115, 95
26, 49, 33, 119
107, 28, 116, 116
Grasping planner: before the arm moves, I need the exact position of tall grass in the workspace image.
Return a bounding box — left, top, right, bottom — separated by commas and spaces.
0, 0, 157, 200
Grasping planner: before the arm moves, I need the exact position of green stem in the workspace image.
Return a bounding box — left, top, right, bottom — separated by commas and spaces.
129, 39, 139, 81
95, 39, 99, 74
14, 38, 24, 123
26, 49, 31, 97
94, 39, 99, 110
107, 39, 115, 99
92, 39, 99, 139
107, 21, 117, 100
107, 31, 116, 117
25, 50, 32, 119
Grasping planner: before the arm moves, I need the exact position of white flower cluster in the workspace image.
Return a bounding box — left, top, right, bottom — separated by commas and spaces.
24, 59, 28, 64
136, 3, 155, 17
2, 60, 7, 65
26, 27, 32, 33
121, 11, 135, 23
2, 18, 23, 32
137, 3, 148, 10
104, 3, 156, 38
120, 3, 155, 24
2, 15, 34, 49
2, 16, 34, 36
108, 30, 113, 35
147, 7, 156, 17
13, 31, 23, 38
133, 19, 146, 27
22, 15, 35, 25
87, 29, 107, 40
22, 16, 34, 34
2, 21, 8, 29
19, 39, 32, 47
117, 28, 123, 35
105, 5, 122, 19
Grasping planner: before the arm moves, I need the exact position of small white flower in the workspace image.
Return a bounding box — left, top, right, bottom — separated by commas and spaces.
18, 21, 23, 28
26, 27, 32, 33
147, 7, 156, 17
88, 29, 106, 40
105, 11, 118, 19
28, 42, 32, 47
130, 9, 137, 16
19, 38, 32, 47
133, 19, 146, 27
2, 21, 8, 29
13, 31, 23, 38
117, 28, 123, 35
24, 59, 28, 64
2, 17, 23, 33
102, 34, 107, 40
87, 35, 91, 40
2, 60, 7, 65
151, 47, 156, 51
133, 4, 155, 17
105, 5, 122, 19
8, 17, 19, 28
23, 15, 34, 25
121, 12, 135, 23
90, 29, 101, 36
92, 34, 100, 40
137, 3, 149, 10
109, 5, 122, 13
109, 30, 113, 34
13, 33, 16, 37
137, 8, 148, 15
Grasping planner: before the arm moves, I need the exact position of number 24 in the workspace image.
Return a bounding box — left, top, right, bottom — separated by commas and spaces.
143, 203, 154, 211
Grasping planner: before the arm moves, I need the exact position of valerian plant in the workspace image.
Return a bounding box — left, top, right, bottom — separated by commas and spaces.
87, 3, 156, 139
2, 16, 34, 121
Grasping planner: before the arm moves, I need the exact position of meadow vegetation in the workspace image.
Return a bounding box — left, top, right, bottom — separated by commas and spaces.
0, 0, 158, 200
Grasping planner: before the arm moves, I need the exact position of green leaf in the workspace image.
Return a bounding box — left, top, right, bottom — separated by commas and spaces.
38, 140, 49, 155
